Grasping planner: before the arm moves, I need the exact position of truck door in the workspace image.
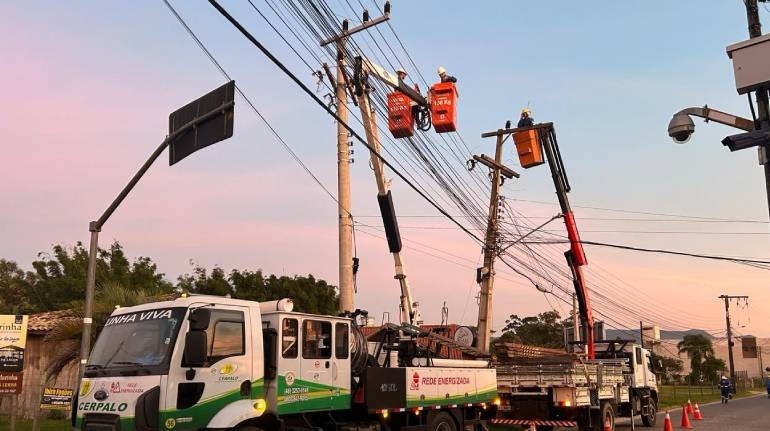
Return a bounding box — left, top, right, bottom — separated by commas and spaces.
164, 306, 252, 428
332, 322, 351, 410
299, 318, 334, 410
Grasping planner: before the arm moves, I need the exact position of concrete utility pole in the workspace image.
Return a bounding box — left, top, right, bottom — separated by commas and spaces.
474, 126, 519, 353
320, 4, 391, 316
334, 41, 355, 314
720, 294, 749, 392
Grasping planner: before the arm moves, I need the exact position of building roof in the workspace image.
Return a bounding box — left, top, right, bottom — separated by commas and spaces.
27, 309, 78, 334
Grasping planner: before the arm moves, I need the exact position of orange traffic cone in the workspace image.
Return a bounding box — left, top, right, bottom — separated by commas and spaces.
662, 411, 673, 431
528, 422, 536, 431
693, 402, 703, 420
680, 405, 693, 429
686, 399, 693, 416
603, 414, 612, 431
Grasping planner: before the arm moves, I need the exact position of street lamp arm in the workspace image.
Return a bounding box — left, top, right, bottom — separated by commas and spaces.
675, 106, 754, 132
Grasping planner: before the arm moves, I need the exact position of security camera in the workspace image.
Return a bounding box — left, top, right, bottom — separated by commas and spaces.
667, 114, 695, 144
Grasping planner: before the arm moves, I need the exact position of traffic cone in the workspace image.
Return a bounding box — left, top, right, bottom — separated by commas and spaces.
680, 405, 693, 429
662, 411, 673, 431
603, 414, 612, 431
693, 402, 703, 420
686, 399, 693, 416
528, 422, 536, 431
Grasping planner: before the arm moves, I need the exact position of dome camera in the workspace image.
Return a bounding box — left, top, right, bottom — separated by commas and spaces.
667, 114, 695, 144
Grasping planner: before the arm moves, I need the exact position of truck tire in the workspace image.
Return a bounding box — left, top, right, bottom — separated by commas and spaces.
592, 401, 614, 431
641, 398, 657, 427
429, 411, 458, 431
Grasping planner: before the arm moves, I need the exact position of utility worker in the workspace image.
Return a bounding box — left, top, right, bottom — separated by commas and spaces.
396, 68, 420, 93
517, 108, 534, 128
719, 375, 732, 404
437, 66, 457, 83
396, 67, 408, 83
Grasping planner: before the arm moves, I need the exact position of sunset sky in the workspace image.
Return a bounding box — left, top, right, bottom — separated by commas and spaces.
2, 1, 769, 348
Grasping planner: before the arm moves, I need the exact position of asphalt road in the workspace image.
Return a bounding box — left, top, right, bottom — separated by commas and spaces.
613, 394, 770, 430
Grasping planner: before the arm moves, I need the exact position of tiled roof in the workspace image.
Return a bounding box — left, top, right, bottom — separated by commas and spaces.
27, 309, 79, 333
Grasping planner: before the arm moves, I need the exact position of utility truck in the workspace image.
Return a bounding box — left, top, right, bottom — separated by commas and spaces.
493, 340, 658, 430
73, 295, 497, 431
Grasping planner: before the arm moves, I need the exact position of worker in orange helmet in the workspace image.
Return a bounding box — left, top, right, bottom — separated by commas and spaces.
437, 66, 457, 83
517, 107, 534, 128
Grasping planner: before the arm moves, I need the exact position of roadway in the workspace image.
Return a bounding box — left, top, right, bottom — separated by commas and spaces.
613, 394, 770, 430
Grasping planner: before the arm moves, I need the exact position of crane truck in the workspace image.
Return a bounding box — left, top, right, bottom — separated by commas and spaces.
73, 296, 497, 431
483, 123, 658, 430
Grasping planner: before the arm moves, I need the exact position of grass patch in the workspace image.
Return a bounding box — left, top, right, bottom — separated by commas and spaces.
657, 385, 756, 410
0, 416, 70, 431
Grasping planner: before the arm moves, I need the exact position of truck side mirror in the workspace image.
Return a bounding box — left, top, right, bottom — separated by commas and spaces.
184, 331, 208, 367
189, 308, 211, 331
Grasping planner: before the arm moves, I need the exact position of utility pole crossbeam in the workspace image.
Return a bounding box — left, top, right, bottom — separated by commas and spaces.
719, 294, 748, 393
474, 127, 518, 353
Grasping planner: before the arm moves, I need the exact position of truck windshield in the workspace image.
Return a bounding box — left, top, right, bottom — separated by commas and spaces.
86, 307, 186, 376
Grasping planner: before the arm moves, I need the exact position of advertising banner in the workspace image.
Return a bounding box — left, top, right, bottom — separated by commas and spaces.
0, 371, 23, 394
41, 387, 74, 409
0, 315, 28, 372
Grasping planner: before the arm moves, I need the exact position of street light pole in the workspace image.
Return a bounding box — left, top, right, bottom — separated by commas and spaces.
75, 82, 235, 387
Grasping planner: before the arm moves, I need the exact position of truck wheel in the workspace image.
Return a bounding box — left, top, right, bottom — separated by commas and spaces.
641, 398, 657, 427
429, 412, 458, 431
594, 401, 614, 431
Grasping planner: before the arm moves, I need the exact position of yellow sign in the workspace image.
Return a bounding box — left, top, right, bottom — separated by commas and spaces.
0, 315, 28, 349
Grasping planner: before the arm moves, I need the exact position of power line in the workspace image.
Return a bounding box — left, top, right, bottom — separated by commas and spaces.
207, 0, 484, 245
510, 198, 768, 223
524, 239, 770, 267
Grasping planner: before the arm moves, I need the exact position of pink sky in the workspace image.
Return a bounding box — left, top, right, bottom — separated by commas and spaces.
1, 2, 769, 339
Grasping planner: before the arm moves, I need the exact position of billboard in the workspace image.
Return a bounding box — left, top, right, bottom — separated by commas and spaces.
0, 315, 28, 372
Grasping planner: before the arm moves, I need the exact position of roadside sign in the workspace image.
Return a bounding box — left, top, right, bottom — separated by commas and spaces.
0, 315, 28, 372
40, 387, 74, 409
0, 371, 23, 394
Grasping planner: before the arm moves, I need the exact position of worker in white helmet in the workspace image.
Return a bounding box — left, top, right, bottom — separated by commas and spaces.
437, 66, 457, 83
396, 67, 407, 82
517, 107, 534, 128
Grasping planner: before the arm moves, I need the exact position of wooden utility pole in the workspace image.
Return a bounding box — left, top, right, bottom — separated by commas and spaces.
320, 5, 391, 315
474, 126, 519, 353
720, 294, 748, 392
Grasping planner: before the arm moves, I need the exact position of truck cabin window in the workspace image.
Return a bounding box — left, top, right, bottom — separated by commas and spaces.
282, 318, 298, 358
335, 322, 349, 359
302, 319, 332, 359
204, 310, 245, 365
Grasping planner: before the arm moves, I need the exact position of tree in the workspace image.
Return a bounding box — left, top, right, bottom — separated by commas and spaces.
29, 241, 172, 311
498, 311, 564, 349
0, 259, 36, 313
701, 356, 727, 385
650, 352, 683, 384
177, 264, 338, 314
677, 334, 714, 382
44, 281, 160, 380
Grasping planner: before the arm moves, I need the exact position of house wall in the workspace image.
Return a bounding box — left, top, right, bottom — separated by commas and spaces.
0, 334, 78, 419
